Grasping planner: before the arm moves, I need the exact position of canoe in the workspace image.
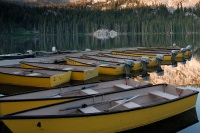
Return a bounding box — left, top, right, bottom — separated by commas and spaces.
82, 54, 158, 71
125, 49, 192, 59
97, 53, 161, 67
136, 45, 192, 51
100, 53, 189, 66
1, 83, 198, 133
20, 62, 99, 81
0, 78, 150, 116
0, 53, 35, 60
135, 45, 192, 58
66, 57, 125, 75
111, 50, 181, 61
0, 67, 71, 88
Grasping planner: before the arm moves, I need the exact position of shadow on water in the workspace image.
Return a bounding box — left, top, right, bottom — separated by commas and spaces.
119, 108, 199, 133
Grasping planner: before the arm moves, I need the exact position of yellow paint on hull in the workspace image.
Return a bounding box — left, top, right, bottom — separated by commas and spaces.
71, 67, 99, 80
99, 66, 125, 75
3, 94, 198, 133
20, 63, 42, 69
0, 98, 73, 116
131, 62, 142, 71
0, 72, 71, 88
66, 58, 91, 66
147, 60, 157, 67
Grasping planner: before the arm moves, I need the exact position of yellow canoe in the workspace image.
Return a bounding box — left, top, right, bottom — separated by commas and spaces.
0, 66, 71, 88
135, 45, 192, 59
1, 84, 198, 133
20, 62, 99, 81
0, 78, 149, 116
111, 51, 180, 61
83, 54, 158, 70
125, 49, 192, 59
66, 57, 125, 75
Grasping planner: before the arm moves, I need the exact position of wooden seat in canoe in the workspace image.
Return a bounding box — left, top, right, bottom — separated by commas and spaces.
115, 100, 141, 108
81, 89, 99, 95
149, 91, 178, 100
79, 106, 101, 113
114, 84, 133, 89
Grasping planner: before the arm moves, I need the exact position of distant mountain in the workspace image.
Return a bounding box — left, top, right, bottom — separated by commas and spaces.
3, 0, 200, 9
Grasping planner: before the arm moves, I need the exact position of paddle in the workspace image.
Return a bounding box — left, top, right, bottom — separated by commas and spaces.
59, 95, 140, 112
106, 94, 140, 111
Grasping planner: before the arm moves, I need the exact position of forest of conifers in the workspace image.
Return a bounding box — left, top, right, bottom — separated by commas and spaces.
0, 1, 200, 35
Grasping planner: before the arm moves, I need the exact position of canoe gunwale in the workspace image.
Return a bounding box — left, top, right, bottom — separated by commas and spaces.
20, 61, 96, 72
0, 92, 198, 119
0, 84, 153, 102
1, 83, 198, 119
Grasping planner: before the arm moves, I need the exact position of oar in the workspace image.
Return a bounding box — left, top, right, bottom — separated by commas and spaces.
44, 84, 99, 98
106, 95, 140, 111
59, 95, 139, 111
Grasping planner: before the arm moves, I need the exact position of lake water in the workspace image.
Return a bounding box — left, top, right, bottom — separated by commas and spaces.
0, 34, 200, 132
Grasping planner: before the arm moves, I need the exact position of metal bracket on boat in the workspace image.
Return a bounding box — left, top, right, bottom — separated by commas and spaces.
171, 50, 179, 61
172, 60, 177, 67
141, 56, 150, 76
180, 48, 187, 63
156, 54, 164, 76
124, 60, 134, 78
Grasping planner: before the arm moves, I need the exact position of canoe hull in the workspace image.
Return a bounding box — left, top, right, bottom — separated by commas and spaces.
66, 58, 125, 75
2, 94, 198, 133
99, 66, 125, 75
20, 63, 99, 81
0, 72, 71, 88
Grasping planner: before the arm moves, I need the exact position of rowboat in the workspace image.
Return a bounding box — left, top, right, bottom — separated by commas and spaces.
111, 50, 181, 61
0, 78, 149, 116
136, 45, 192, 51
66, 57, 125, 75
20, 62, 99, 81
99, 53, 189, 66
1, 83, 198, 133
82, 54, 158, 71
97, 53, 165, 67
135, 45, 192, 58
0, 67, 71, 88
125, 49, 192, 59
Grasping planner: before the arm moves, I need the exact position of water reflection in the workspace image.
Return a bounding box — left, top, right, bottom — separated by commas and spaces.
147, 56, 200, 87
1, 34, 200, 54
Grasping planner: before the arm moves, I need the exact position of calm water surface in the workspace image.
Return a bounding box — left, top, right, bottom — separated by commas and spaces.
0, 34, 200, 132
